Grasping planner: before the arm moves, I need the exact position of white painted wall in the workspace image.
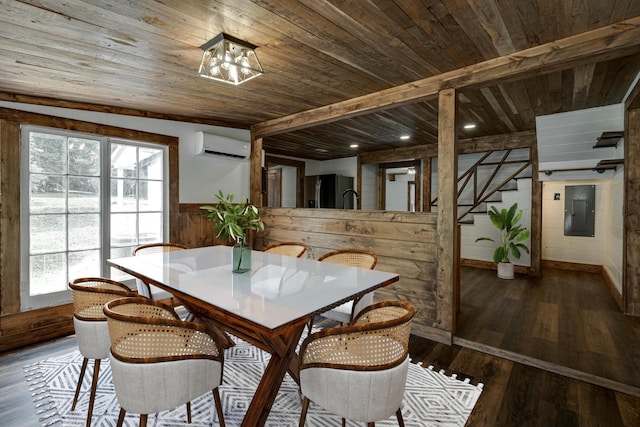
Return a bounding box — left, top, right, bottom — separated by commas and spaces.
603, 167, 624, 293
305, 157, 357, 180
541, 180, 606, 265
280, 165, 297, 208
461, 179, 532, 266
0, 101, 251, 203
385, 174, 412, 210
361, 163, 378, 210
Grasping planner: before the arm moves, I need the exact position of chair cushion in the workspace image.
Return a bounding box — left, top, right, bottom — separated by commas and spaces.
73, 317, 111, 360
109, 357, 222, 414
300, 356, 409, 422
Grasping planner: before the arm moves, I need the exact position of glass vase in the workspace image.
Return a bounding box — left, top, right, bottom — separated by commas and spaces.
232, 237, 252, 273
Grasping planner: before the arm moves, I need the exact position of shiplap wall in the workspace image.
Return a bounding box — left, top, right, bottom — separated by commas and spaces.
537, 104, 624, 181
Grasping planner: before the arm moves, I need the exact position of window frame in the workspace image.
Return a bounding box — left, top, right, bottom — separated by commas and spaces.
19, 125, 169, 310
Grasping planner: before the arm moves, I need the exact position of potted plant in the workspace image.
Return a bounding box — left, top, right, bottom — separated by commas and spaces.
200, 190, 264, 273
475, 203, 530, 279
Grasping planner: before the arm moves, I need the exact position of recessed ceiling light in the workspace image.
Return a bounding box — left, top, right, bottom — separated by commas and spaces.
400, 135, 410, 140
350, 144, 359, 148
463, 123, 476, 129
314, 148, 328, 153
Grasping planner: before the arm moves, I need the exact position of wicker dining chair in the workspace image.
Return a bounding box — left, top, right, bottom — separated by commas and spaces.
263, 241, 308, 258
132, 242, 188, 301
317, 248, 378, 324
298, 300, 415, 426
104, 297, 226, 427
69, 277, 136, 427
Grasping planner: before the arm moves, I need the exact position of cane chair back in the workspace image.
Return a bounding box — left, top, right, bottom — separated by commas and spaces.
132, 242, 188, 301
316, 249, 378, 325
70, 277, 135, 321
263, 242, 307, 258
317, 248, 377, 269
68, 277, 135, 427
104, 297, 225, 427
133, 242, 188, 256
299, 300, 415, 426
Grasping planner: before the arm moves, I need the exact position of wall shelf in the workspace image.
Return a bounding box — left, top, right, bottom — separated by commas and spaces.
593, 131, 624, 148
593, 158, 624, 173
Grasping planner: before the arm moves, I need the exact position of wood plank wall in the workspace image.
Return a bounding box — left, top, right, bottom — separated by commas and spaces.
174, 204, 220, 248
256, 207, 447, 342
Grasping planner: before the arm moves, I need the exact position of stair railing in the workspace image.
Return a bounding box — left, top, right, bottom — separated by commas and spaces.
431, 148, 532, 221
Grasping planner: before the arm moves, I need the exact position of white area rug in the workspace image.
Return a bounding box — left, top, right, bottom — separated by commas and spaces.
24, 337, 483, 427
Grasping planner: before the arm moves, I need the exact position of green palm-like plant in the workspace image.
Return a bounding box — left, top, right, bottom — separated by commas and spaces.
475, 203, 530, 264
200, 190, 264, 243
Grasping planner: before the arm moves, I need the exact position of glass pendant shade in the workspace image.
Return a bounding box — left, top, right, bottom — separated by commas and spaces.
198, 33, 264, 85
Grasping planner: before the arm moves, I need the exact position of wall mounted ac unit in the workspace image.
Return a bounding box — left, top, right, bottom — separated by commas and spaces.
194, 131, 249, 159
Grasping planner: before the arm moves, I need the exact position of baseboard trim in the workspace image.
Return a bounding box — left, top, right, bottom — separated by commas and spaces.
602, 265, 623, 310
541, 259, 602, 273
411, 324, 452, 345
460, 258, 529, 274
453, 337, 640, 398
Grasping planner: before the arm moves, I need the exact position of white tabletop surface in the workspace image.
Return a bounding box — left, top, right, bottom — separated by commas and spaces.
108, 245, 398, 330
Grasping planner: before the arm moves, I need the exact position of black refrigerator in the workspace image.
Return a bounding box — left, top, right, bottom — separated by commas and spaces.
304, 174, 355, 209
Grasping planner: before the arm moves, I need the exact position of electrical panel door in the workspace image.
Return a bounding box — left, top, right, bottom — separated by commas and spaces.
564, 185, 595, 237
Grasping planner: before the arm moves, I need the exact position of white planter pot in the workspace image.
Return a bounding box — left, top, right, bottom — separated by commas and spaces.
497, 262, 514, 279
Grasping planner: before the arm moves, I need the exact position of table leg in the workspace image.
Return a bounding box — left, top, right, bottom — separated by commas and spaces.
241, 325, 304, 427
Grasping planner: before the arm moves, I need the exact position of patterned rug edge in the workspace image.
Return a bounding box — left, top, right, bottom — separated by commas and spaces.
24, 344, 484, 427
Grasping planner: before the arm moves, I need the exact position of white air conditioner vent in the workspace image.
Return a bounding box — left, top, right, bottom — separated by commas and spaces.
194, 132, 249, 159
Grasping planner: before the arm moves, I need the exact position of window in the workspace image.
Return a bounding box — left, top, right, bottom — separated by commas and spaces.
21, 126, 167, 309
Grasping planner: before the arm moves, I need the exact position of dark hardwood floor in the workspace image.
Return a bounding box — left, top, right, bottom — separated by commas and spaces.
406, 265, 640, 426
455, 266, 640, 392
3, 266, 640, 426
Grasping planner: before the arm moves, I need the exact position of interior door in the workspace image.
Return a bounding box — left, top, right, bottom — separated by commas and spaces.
267, 168, 282, 207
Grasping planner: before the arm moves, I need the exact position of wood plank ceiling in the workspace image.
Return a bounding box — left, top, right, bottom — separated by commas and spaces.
0, 0, 639, 160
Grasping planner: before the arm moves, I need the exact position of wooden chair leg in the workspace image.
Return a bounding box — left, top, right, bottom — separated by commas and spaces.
116, 408, 126, 427
299, 396, 310, 427
342, 418, 347, 427
71, 357, 89, 411
140, 414, 148, 427
367, 423, 375, 427
85, 359, 101, 427
186, 401, 192, 423
396, 408, 405, 427
212, 388, 226, 427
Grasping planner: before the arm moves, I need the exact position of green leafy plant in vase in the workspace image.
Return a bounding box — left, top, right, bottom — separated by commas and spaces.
200, 190, 264, 273
475, 202, 530, 279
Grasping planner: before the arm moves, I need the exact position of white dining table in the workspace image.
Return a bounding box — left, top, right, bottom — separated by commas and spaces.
108, 245, 399, 427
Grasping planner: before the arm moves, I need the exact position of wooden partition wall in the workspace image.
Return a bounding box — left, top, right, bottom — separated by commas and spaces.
256, 207, 451, 342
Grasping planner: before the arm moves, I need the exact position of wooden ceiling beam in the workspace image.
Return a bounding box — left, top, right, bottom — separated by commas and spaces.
358, 130, 537, 164
253, 17, 640, 138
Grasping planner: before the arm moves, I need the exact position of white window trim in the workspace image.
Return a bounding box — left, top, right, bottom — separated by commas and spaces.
20, 126, 169, 310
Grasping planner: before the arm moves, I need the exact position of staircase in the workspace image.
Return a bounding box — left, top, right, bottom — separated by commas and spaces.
431, 148, 532, 225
